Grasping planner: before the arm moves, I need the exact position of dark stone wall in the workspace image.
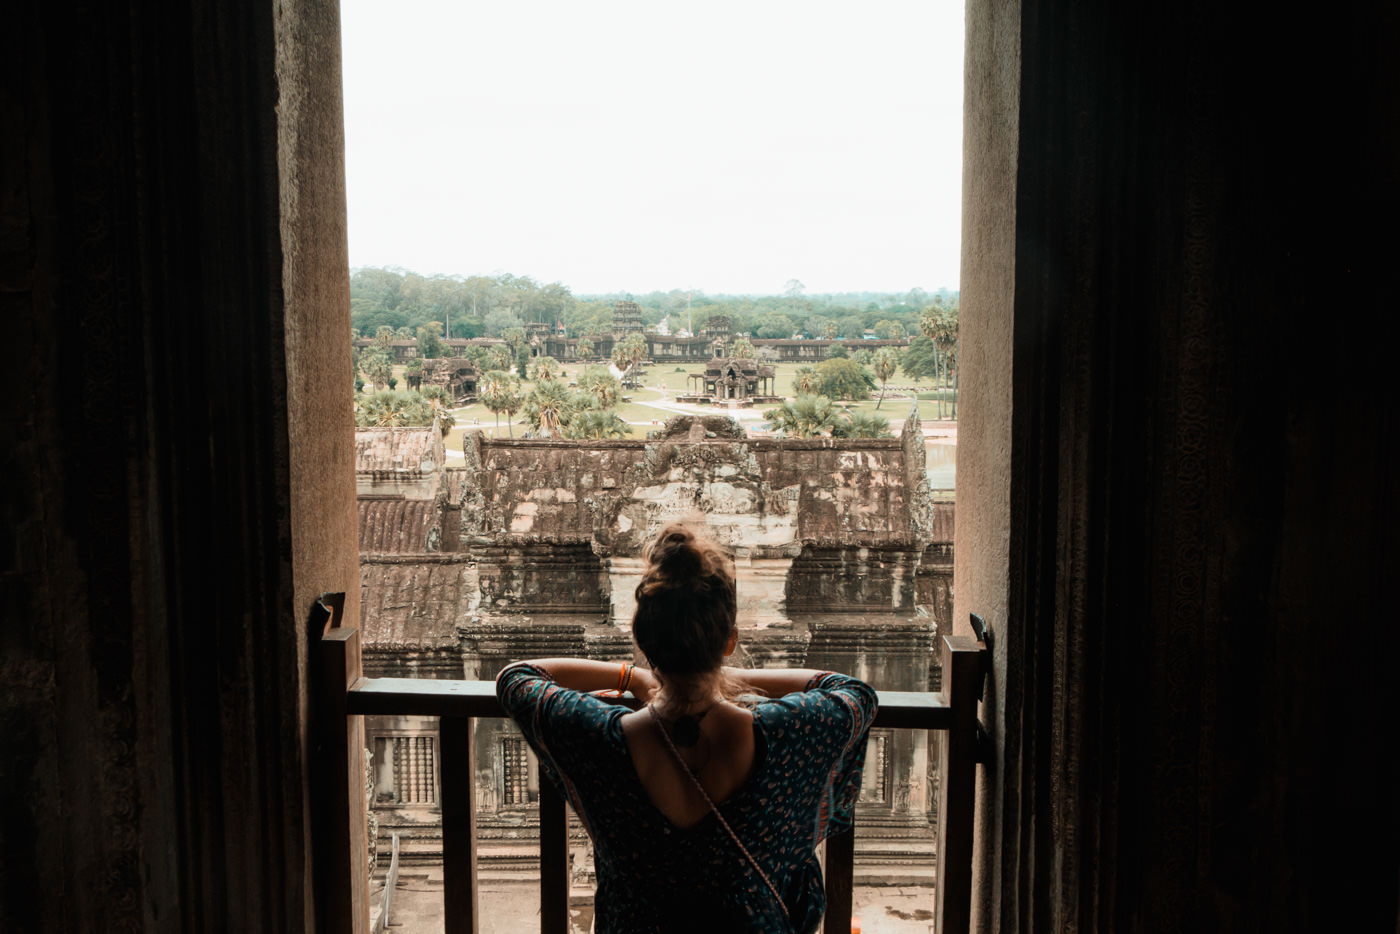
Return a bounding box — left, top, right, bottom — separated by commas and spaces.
1, 0, 354, 930
469, 542, 610, 616
786, 545, 923, 615
961, 0, 1400, 930
914, 542, 954, 640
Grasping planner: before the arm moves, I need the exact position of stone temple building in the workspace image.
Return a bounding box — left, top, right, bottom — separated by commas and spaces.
416, 356, 479, 404
355, 413, 955, 882
678, 353, 783, 407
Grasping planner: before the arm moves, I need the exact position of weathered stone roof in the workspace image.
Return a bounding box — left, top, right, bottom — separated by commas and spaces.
359, 555, 476, 648
703, 356, 776, 378
355, 427, 443, 477
358, 498, 438, 553
421, 357, 478, 379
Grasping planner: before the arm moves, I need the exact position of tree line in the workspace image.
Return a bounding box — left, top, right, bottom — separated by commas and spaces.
350, 266, 956, 345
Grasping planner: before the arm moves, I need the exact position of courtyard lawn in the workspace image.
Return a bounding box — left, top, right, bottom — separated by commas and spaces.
841, 397, 960, 424
366, 357, 958, 458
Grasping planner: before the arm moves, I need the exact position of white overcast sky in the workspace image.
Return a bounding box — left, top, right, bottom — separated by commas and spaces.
340, 0, 964, 296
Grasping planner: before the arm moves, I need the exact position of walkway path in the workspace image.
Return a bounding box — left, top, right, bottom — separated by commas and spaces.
373, 870, 942, 934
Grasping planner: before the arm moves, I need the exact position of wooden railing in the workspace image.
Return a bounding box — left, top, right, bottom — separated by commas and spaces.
313, 601, 985, 934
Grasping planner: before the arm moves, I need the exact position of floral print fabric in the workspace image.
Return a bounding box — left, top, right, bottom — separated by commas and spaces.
496, 664, 877, 934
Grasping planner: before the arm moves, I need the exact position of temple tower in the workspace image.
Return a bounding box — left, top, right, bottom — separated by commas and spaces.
611, 300, 644, 338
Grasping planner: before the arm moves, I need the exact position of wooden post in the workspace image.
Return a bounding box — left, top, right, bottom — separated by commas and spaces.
823, 826, 856, 934
440, 716, 478, 934
318, 623, 369, 934
539, 779, 570, 934
935, 635, 983, 934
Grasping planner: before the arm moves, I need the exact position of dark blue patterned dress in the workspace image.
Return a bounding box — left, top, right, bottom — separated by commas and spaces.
496, 664, 877, 934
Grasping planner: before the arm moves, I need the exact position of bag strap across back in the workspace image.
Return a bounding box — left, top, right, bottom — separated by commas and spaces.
647, 704, 792, 924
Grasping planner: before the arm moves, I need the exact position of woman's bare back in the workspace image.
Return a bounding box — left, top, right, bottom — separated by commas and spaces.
620, 702, 757, 829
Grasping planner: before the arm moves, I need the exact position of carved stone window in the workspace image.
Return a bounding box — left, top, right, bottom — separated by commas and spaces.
387, 735, 436, 805
859, 731, 891, 804
501, 735, 533, 806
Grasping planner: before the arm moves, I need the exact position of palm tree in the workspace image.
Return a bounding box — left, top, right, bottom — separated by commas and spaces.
792, 365, 820, 395
578, 366, 621, 410
488, 345, 513, 373
763, 394, 840, 438
420, 385, 456, 436
354, 389, 435, 428
832, 410, 893, 439
613, 332, 648, 380
478, 370, 522, 437
361, 350, 393, 391
529, 355, 561, 382
872, 348, 899, 410
500, 381, 524, 436
523, 379, 575, 438
564, 408, 631, 439
920, 301, 959, 418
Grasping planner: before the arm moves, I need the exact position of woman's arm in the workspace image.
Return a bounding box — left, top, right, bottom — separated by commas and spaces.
500, 658, 659, 703
724, 667, 843, 698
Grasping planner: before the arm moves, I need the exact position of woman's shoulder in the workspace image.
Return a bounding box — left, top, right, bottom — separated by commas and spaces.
759, 672, 877, 707
751, 673, 877, 730
494, 661, 553, 712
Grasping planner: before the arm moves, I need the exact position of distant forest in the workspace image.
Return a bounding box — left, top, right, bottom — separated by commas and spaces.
350, 267, 958, 342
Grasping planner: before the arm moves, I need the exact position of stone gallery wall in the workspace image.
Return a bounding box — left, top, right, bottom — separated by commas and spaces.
462, 436, 922, 547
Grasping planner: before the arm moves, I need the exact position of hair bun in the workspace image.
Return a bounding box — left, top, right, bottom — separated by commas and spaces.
632, 523, 738, 676
650, 527, 703, 582
640, 523, 732, 596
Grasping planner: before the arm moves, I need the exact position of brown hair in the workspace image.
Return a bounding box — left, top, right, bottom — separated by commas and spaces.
632, 524, 737, 676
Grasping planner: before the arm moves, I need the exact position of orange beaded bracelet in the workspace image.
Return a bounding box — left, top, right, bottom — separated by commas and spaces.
592, 662, 634, 698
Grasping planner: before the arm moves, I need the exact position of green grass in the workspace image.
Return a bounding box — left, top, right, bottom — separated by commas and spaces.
841, 398, 958, 423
